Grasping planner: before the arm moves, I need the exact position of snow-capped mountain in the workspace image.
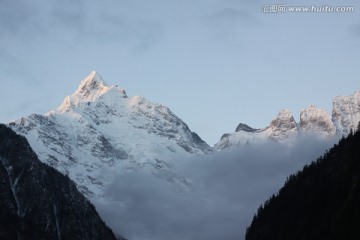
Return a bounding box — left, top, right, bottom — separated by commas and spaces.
9, 71, 211, 197
215, 91, 360, 150
332, 91, 360, 136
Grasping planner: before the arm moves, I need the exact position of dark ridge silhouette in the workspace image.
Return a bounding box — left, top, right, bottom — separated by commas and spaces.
0, 124, 123, 240
246, 124, 360, 240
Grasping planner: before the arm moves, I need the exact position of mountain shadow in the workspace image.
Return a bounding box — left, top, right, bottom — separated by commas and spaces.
0, 124, 123, 240
246, 124, 360, 240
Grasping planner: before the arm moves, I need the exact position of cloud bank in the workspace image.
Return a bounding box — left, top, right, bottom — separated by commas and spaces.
92, 135, 337, 240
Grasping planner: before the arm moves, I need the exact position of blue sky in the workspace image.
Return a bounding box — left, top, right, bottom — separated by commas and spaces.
0, 0, 359, 145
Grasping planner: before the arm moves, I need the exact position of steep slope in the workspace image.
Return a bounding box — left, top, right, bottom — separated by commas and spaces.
246, 126, 360, 240
215, 91, 360, 150
0, 124, 119, 240
9, 71, 211, 197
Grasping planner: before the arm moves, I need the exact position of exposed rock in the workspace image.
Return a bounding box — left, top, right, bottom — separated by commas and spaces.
300, 105, 336, 137
235, 123, 259, 133
332, 91, 360, 136
267, 109, 298, 141
215, 91, 360, 150
0, 124, 119, 240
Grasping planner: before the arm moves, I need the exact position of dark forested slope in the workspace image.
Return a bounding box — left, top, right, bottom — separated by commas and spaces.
0, 124, 118, 240
246, 126, 360, 240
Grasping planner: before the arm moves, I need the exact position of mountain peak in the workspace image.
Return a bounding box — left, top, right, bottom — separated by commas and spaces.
267, 109, 298, 141
235, 123, 259, 133
332, 90, 360, 135
277, 109, 293, 117
76, 71, 109, 94
53, 71, 129, 113
300, 105, 335, 136
11, 71, 212, 198
270, 109, 296, 127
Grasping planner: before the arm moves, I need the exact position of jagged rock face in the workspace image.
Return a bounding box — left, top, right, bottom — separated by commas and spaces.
300, 105, 336, 137
266, 109, 298, 141
215, 91, 360, 150
235, 123, 259, 133
332, 91, 360, 136
0, 125, 118, 240
9, 71, 211, 197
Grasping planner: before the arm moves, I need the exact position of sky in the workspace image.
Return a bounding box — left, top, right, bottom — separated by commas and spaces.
0, 0, 359, 145
93, 135, 337, 240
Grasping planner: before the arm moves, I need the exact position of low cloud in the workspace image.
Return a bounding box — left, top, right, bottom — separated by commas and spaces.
92, 135, 337, 240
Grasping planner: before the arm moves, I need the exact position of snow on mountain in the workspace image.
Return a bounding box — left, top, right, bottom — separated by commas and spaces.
214, 127, 266, 150
215, 109, 298, 150
215, 91, 360, 150
300, 105, 336, 137
0, 125, 119, 240
9, 71, 211, 197
267, 109, 298, 141
332, 91, 360, 136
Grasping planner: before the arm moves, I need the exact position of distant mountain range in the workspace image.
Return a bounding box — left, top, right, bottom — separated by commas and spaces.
215, 92, 360, 150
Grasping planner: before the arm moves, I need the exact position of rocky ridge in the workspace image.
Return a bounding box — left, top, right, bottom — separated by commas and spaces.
215, 92, 360, 150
